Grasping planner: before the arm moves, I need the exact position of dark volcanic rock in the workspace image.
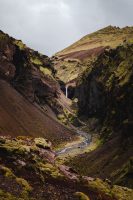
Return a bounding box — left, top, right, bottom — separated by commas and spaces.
77, 44, 133, 139
66, 44, 133, 188
0, 30, 64, 116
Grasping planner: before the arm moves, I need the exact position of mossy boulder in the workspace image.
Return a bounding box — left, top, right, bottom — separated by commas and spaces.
0, 165, 15, 178
13, 40, 26, 50
0, 139, 30, 155
34, 138, 51, 149
0, 136, 133, 199
74, 192, 90, 200
112, 185, 133, 200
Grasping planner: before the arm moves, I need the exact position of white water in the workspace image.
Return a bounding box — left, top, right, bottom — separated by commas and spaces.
66, 86, 68, 98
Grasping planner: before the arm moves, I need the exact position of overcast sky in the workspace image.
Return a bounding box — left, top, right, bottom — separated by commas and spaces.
0, 0, 133, 56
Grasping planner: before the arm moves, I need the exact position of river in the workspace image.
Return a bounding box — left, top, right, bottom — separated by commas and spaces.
56, 129, 91, 155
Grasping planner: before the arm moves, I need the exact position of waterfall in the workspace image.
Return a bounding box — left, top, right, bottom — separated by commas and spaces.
66, 85, 68, 98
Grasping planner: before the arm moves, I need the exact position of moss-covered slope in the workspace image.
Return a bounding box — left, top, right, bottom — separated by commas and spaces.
53, 26, 133, 83
77, 43, 133, 139
0, 136, 132, 200
65, 43, 133, 187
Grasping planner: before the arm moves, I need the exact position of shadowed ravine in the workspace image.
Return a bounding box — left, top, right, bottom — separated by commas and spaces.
56, 130, 92, 155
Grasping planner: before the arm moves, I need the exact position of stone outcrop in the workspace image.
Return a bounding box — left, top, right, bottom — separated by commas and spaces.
0, 30, 66, 116
77, 44, 133, 139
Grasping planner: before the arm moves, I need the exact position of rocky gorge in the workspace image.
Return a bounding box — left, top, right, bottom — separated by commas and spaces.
0, 26, 133, 199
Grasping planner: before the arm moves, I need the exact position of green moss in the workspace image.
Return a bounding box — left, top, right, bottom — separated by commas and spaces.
40, 66, 52, 76
34, 137, 51, 149
0, 137, 33, 155
0, 189, 35, 200
0, 166, 15, 178
57, 114, 67, 124
0, 33, 8, 41
112, 185, 133, 200
127, 37, 133, 44
13, 40, 26, 50
115, 60, 132, 86
81, 177, 133, 200
16, 178, 32, 193
105, 74, 115, 90
0, 189, 19, 200
86, 178, 112, 197
30, 57, 43, 65
55, 27, 133, 84
65, 109, 76, 123
0, 140, 30, 155
74, 192, 90, 200
0, 166, 33, 199
57, 108, 77, 126
16, 136, 32, 140
39, 163, 64, 179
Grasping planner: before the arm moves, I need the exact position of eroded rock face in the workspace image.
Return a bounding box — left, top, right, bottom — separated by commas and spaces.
66, 44, 133, 188
52, 26, 133, 130
0, 30, 77, 146
0, 30, 66, 117
77, 44, 133, 137
0, 136, 132, 200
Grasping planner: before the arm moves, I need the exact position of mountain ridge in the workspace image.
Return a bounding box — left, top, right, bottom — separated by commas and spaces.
53, 25, 133, 83
0, 26, 133, 199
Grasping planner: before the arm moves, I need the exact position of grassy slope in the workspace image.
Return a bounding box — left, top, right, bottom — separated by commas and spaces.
53, 26, 133, 83
57, 26, 133, 55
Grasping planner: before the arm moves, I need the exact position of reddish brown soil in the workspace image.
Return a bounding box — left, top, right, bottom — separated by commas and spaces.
61, 46, 106, 61
0, 79, 76, 146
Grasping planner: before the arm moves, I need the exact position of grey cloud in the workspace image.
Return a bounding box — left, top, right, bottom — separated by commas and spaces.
0, 0, 132, 56
99, 0, 133, 26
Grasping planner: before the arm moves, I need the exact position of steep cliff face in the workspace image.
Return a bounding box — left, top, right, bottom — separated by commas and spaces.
0, 79, 76, 146
77, 44, 133, 138
0, 30, 76, 146
52, 26, 133, 143
63, 41, 133, 189
53, 27, 133, 188
0, 30, 70, 117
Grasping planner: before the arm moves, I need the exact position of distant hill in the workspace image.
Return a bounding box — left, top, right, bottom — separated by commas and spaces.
53, 26, 133, 83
